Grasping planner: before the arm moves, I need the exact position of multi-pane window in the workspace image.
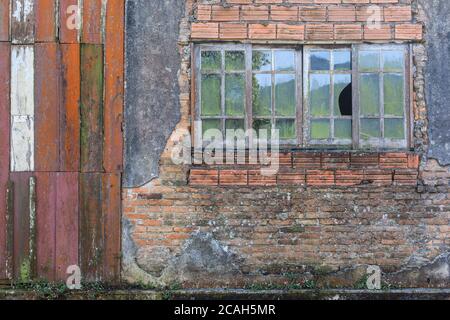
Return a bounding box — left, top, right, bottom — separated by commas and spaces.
194, 44, 410, 150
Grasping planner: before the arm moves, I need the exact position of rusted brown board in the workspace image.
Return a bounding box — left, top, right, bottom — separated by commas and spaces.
104, 0, 124, 173
11, 0, 34, 44
34, 43, 60, 172
82, 0, 103, 44
0, 0, 9, 41
0, 43, 10, 279
79, 173, 104, 281
102, 173, 121, 282
80, 44, 104, 173
55, 172, 79, 281
60, 44, 81, 172
59, 0, 79, 44
35, 172, 56, 281
35, 0, 57, 42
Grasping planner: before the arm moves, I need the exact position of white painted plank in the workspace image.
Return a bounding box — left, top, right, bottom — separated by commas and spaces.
11, 116, 34, 172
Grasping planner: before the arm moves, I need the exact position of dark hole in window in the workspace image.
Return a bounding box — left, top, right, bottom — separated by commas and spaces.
339, 83, 352, 116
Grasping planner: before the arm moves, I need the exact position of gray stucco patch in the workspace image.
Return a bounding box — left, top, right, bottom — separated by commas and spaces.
124, 0, 185, 187
419, 0, 450, 165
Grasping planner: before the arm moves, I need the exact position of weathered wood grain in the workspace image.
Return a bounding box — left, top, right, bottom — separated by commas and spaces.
0, 43, 10, 279
104, 0, 124, 173
11, 45, 34, 172
11, 0, 34, 44
35, 0, 56, 42
35, 43, 60, 172
0, 0, 10, 41
60, 44, 81, 172
5, 182, 14, 279
59, 0, 79, 44
82, 0, 103, 44
80, 44, 104, 173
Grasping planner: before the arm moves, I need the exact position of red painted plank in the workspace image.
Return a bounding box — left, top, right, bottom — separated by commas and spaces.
102, 174, 121, 282
35, 172, 56, 281
59, 0, 79, 44
0, 43, 10, 279
60, 44, 81, 172
55, 172, 79, 281
0, 0, 9, 41
104, 0, 124, 173
82, 0, 103, 44
35, 43, 60, 172
35, 0, 57, 42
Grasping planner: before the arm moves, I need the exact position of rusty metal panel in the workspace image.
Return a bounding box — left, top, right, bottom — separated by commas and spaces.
55, 172, 79, 281
59, 0, 80, 44
35, 0, 57, 42
60, 44, 81, 172
35, 43, 60, 172
0, 0, 9, 41
82, 0, 103, 44
11, 45, 34, 172
80, 44, 104, 173
104, 0, 124, 173
11, 0, 34, 44
0, 43, 10, 279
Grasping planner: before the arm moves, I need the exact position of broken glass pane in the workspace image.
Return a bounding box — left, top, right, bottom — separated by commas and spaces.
384, 73, 404, 116
383, 51, 404, 72
225, 74, 245, 116
333, 51, 351, 70
201, 51, 221, 72
253, 74, 272, 117
225, 51, 245, 71
311, 119, 330, 140
275, 75, 296, 117
276, 119, 296, 140
253, 50, 272, 72
311, 51, 330, 71
384, 118, 405, 139
310, 74, 330, 117
359, 51, 379, 72
275, 50, 295, 72
201, 74, 221, 116
360, 74, 380, 116
360, 118, 380, 140
334, 74, 352, 116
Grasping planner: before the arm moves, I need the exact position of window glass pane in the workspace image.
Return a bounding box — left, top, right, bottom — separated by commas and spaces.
310, 74, 330, 117
253, 119, 272, 139
360, 74, 380, 116
201, 74, 221, 116
225, 74, 245, 116
202, 119, 221, 136
274, 50, 295, 71
276, 119, 296, 139
275, 75, 296, 117
334, 74, 352, 116
384, 74, 404, 116
253, 50, 272, 72
201, 51, 221, 72
333, 51, 351, 70
359, 51, 379, 72
253, 74, 272, 117
311, 119, 330, 140
360, 119, 380, 140
383, 51, 404, 72
225, 119, 245, 131
335, 119, 352, 139
310, 51, 330, 70
384, 119, 405, 139
225, 51, 245, 71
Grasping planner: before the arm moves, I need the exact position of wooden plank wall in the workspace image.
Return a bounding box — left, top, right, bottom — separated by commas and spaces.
0, 0, 125, 284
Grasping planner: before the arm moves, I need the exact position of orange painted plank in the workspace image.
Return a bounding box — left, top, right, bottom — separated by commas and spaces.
0, 0, 9, 41
104, 0, 124, 173
35, 0, 57, 42
60, 44, 81, 172
59, 0, 79, 43
82, 0, 103, 44
0, 43, 10, 279
34, 43, 60, 172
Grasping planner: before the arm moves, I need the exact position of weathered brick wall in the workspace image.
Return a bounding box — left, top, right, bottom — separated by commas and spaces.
122, 0, 450, 288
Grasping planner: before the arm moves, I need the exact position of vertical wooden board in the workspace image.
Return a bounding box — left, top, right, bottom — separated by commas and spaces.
79, 173, 104, 281
80, 44, 103, 173
102, 173, 121, 282
35, 172, 56, 281
34, 43, 60, 172
11, 0, 34, 44
59, 0, 79, 44
0, 43, 10, 279
82, 0, 103, 44
104, 0, 124, 173
10, 173, 32, 281
55, 172, 79, 281
0, 0, 10, 41
11, 45, 34, 172
35, 0, 56, 42
60, 44, 81, 172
